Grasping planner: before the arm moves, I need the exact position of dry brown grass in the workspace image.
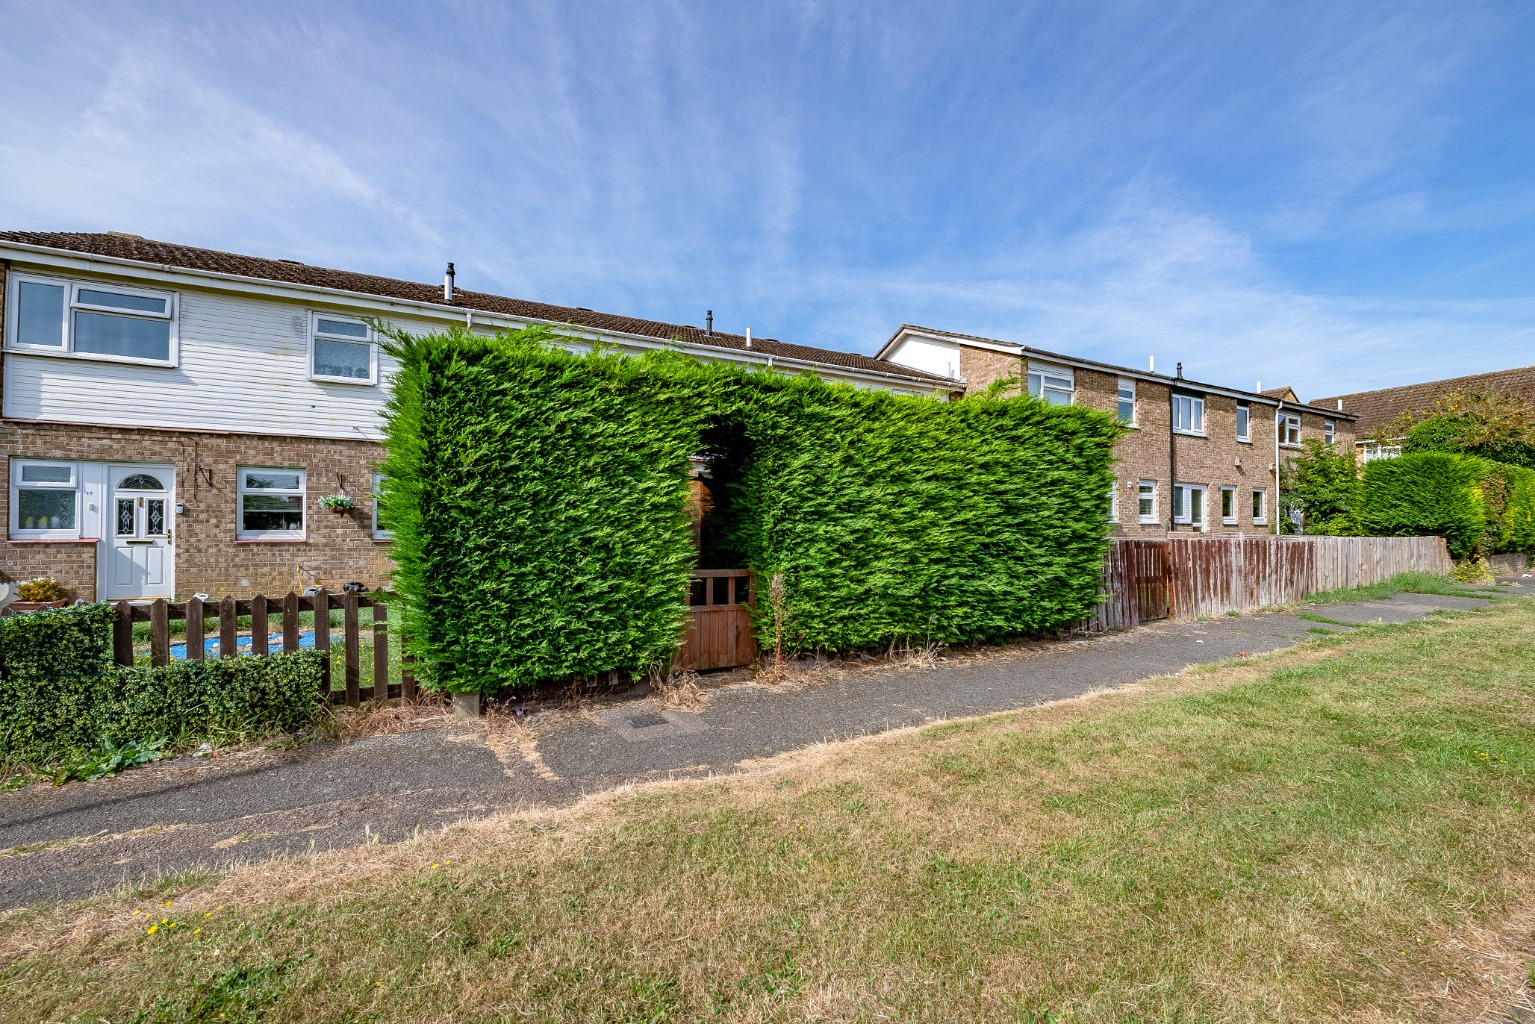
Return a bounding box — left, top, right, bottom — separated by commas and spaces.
3, 603, 1534, 1023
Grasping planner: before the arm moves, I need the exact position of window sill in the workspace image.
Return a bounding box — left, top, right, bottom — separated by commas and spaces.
1253, 520, 1268, 527
1279, 443, 1302, 449
6, 536, 98, 544
1237, 437, 1252, 444
371, 536, 393, 544
309, 374, 379, 387
6, 345, 176, 369
1172, 429, 1206, 438
1222, 519, 1237, 526
236, 536, 308, 544
1137, 518, 1159, 526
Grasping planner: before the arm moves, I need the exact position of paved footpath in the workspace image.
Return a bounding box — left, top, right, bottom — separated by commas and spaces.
1, 585, 1526, 909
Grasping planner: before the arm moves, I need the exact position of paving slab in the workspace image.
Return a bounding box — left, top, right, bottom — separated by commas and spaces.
0, 586, 1516, 910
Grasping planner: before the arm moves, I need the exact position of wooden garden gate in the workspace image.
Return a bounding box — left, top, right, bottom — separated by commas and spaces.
677, 569, 756, 671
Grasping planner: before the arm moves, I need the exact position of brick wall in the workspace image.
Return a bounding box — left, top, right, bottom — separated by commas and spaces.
1, 420, 392, 600
957, 346, 1021, 390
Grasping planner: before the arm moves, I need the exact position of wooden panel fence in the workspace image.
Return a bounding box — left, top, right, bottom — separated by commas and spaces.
1089, 534, 1452, 631
111, 590, 416, 706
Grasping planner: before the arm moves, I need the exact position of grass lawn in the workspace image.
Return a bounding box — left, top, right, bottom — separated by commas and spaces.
4, 600, 1534, 1022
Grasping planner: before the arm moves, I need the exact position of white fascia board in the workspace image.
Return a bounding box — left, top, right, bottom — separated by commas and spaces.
878, 326, 1021, 361
1, 241, 944, 393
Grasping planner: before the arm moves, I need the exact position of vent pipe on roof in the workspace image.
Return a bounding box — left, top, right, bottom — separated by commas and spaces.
706, 310, 713, 336
1256, 380, 1261, 392
1337, 398, 1343, 411
444, 262, 455, 304
1149, 355, 1154, 373
745, 328, 752, 349
1176, 361, 1184, 380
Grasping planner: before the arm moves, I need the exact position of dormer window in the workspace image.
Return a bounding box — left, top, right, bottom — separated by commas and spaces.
1027, 363, 1074, 406
310, 313, 377, 384
6, 274, 176, 364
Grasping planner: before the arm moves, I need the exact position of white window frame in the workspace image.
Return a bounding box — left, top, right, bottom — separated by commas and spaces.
237, 467, 307, 541
372, 472, 392, 540
1173, 483, 1206, 530
1137, 480, 1158, 524
1026, 362, 1074, 406
1116, 378, 1137, 426
4, 272, 178, 366
1220, 485, 1237, 525
308, 312, 378, 385
1323, 419, 1335, 446
1362, 442, 1402, 463
1236, 401, 1251, 442
1172, 393, 1205, 436
1106, 487, 1118, 522
1279, 413, 1301, 448
9, 459, 82, 540
1252, 488, 1268, 526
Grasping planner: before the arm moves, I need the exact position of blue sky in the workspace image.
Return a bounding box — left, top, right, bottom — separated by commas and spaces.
2, 1, 1532, 399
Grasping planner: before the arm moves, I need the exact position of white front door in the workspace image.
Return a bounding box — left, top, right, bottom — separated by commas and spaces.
102, 465, 175, 600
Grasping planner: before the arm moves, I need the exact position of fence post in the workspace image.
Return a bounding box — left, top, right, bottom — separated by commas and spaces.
313, 589, 331, 695
113, 601, 134, 667
185, 596, 204, 662
342, 591, 361, 706
372, 601, 388, 702
149, 599, 170, 667
251, 595, 268, 657
218, 596, 237, 658
282, 591, 300, 652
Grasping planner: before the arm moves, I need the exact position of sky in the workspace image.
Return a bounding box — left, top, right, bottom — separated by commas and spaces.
2, 0, 1532, 400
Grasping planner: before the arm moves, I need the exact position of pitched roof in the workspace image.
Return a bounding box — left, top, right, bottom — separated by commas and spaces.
1313, 365, 1535, 435
883, 324, 1357, 417
0, 231, 949, 387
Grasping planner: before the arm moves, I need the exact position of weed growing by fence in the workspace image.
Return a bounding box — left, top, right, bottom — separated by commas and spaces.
381, 326, 1120, 691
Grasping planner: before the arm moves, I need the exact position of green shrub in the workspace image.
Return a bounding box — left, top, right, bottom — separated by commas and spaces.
0, 600, 326, 766
1358, 453, 1487, 557
0, 603, 115, 758
381, 326, 1121, 691
1280, 439, 1363, 535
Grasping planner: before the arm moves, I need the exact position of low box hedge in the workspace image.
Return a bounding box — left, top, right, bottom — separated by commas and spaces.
0, 603, 327, 767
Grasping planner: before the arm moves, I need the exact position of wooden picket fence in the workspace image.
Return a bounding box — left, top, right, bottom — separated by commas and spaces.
112, 590, 416, 706
1088, 534, 1453, 630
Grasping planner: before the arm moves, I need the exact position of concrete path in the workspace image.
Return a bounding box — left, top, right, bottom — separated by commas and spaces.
1, 584, 1525, 910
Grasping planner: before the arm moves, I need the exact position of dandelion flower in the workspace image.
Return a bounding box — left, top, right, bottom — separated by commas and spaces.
431, 863, 440, 870
193, 929, 201, 935
147, 925, 158, 934
132, 910, 141, 916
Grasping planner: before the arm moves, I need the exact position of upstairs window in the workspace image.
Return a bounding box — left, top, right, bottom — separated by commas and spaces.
7, 274, 176, 364
237, 468, 306, 540
1324, 419, 1336, 445
1027, 363, 1074, 406
1279, 414, 1301, 447
1236, 401, 1251, 441
1172, 393, 1205, 435
310, 313, 376, 384
10, 460, 80, 538
1116, 379, 1136, 424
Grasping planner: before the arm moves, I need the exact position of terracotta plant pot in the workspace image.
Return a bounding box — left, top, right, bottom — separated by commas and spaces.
4, 600, 69, 615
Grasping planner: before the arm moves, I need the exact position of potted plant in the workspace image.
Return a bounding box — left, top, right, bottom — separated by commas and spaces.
7, 577, 68, 614
319, 494, 356, 514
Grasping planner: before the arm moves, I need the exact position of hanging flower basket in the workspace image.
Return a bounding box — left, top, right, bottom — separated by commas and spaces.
319, 494, 356, 514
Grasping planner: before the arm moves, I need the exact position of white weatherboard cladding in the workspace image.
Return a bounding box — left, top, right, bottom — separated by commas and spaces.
4, 283, 428, 441
885, 336, 962, 381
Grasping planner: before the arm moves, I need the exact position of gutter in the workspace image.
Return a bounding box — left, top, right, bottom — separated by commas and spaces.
1273, 400, 1283, 536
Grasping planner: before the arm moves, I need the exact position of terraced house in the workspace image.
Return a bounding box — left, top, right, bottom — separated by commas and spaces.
878, 326, 1357, 536
0, 232, 951, 602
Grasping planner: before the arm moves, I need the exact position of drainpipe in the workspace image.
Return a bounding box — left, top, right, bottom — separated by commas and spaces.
1167, 382, 1178, 533
1274, 401, 1282, 536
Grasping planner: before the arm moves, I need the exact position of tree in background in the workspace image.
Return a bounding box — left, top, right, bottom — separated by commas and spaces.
1383, 389, 1535, 469
1280, 439, 1362, 535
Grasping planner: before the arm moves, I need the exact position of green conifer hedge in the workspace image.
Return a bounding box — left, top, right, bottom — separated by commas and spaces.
381, 328, 1121, 692
1357, 452, 1535, 558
